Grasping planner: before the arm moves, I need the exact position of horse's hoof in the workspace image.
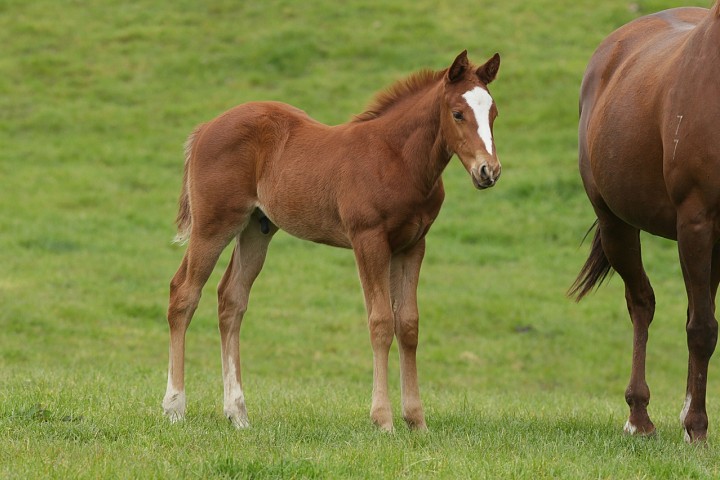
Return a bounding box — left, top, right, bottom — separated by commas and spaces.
623, 419, 655, 436
684, 428, 708, 444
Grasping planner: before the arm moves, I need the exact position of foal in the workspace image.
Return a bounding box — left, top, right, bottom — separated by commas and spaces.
162, 50, 502, 431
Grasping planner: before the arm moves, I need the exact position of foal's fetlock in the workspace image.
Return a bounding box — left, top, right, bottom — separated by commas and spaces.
225, 404, 250, 429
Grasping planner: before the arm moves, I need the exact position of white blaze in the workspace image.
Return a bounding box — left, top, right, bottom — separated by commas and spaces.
462, 87, 494, 155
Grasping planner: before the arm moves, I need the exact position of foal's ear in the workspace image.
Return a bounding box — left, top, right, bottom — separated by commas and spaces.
476, 53, 501, 85
447, 50, 469, 83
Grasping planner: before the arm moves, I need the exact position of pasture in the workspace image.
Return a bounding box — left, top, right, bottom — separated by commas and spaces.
1, 0, 718, 477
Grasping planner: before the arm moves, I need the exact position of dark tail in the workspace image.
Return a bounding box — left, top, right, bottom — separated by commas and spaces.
568, 219, 613, 301
173, 124, 204, 245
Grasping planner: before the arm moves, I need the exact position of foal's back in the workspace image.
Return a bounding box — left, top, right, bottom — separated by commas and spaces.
189, 99, 444, 250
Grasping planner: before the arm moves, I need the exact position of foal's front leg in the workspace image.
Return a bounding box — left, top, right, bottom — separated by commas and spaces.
390, 239, 427, 430
352, 232, 394, 431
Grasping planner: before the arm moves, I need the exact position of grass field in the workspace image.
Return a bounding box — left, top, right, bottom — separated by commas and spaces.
2, 0, 720, 478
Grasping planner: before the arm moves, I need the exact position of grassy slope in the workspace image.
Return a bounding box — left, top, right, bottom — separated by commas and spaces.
1, 0, 718, 478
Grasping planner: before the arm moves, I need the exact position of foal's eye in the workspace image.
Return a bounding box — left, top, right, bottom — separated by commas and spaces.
452, 111, 464, 121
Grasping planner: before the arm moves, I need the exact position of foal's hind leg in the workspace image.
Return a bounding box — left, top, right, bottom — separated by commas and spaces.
390, 239, 427, 430
163, 230, 236, 422
597, 214, 656, 435
217, 211, 277, 428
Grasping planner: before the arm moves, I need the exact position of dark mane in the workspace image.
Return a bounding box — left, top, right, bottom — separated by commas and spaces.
353, 69, 446, 122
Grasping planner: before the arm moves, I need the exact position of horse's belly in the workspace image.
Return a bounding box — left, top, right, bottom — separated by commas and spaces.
588, 140, 678, 239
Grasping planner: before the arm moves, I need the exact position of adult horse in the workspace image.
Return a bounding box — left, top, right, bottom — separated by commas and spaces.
571, 3, 720, 442
162, 50, 502, 431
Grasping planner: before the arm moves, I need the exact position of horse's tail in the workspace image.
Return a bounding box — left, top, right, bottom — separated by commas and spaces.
173, 124, 204, 245
568, 219, 613, 301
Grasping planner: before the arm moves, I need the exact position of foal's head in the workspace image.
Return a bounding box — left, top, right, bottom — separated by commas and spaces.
441, 50, 501, 189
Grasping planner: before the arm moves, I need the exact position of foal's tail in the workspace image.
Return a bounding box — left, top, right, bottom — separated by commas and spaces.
173, 124, 204, 245
568, 219, 613, 301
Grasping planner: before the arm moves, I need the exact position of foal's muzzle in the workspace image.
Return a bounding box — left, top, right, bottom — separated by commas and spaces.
471, 162, 501, 189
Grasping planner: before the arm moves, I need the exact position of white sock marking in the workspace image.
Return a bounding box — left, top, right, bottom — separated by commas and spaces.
623, 420, 637, 435
680, 393, 691, 424
224, 357, 250, 428
163, 371, 186, 422
462, 87, 495, 155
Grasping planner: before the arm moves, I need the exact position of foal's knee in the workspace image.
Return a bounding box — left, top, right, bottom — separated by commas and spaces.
368, 314, 394, 349
395, 316, 419, 350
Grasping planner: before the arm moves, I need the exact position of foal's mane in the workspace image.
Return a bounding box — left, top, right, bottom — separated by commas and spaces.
353, 69, 446, 122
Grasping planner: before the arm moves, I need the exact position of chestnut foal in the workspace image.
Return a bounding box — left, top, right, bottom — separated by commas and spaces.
163, 50, 501, 431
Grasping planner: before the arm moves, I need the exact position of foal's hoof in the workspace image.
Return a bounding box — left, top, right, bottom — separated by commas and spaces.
162, 393, 186, 423
403, 416, 428, 432
226, 413, 251, 429
371, 406, 394, 432
164, 410, 185, 424
372, 416, 394, 433
375, 422, 394, 433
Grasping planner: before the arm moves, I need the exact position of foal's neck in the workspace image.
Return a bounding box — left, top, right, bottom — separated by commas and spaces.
376, 82, 451, 194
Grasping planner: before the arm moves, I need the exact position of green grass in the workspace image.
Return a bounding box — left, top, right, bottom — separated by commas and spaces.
1, 0, 719, 478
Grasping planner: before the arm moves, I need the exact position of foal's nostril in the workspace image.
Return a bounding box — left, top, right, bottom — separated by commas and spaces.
480, 164, 490, 180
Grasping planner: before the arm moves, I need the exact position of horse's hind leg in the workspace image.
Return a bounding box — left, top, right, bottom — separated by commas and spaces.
163, 229, 236, 422
679, 244, 720, 436
390, 239, 427, 430
217, 210, 277, 428
676, 205, 718, 442
597, 213, 656, 435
